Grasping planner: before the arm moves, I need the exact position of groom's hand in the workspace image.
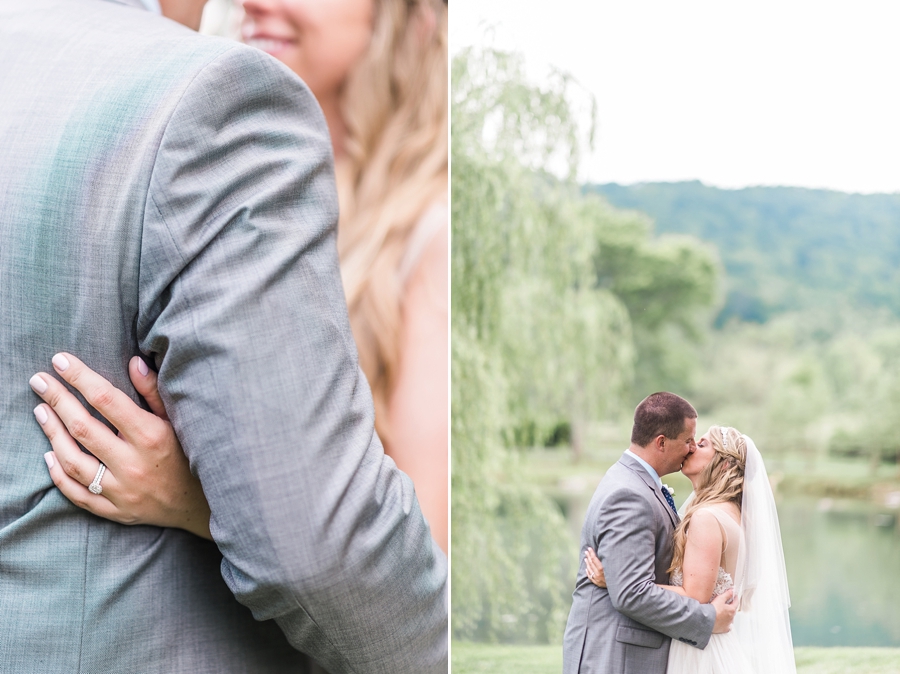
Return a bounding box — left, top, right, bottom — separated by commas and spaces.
711, 589, 737, 633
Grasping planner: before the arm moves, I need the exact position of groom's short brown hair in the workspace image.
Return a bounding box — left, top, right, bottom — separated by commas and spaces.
631, 392, 697, 447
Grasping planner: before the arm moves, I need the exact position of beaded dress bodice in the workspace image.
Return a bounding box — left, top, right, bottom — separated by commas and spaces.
670, 566, 734, 602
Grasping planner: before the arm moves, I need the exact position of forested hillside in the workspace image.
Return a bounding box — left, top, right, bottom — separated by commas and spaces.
586, 181, 900, 464
588, 181, 900, 324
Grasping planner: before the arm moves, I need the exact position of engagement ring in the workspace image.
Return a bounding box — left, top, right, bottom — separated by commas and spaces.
89, 463, 107, 495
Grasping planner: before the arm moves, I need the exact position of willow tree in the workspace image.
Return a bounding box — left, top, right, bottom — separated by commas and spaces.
451, 49, 635, 642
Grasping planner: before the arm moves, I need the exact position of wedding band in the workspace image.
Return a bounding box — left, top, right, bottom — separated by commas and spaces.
88, 463, 106, 495
589, 572, 595, 581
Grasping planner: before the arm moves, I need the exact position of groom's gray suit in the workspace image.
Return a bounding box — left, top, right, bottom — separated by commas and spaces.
562, 453, 715, 674
0, 0, 446, 672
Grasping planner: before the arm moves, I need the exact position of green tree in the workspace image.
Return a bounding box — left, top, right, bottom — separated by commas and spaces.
592, 208, 720, 399
452, 48, 630, 641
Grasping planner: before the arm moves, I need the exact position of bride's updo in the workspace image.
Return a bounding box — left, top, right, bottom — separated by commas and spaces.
669, 426, 747, 574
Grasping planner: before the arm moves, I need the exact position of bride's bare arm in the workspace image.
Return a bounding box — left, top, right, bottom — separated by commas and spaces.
678, 508, 725, 603
387, 222, 448, 553
584, 508, 724, 603
29, 353, 212, 540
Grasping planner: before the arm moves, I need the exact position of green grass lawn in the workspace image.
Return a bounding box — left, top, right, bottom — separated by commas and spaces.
452, 642, 900, 674
452, 643, 561, 673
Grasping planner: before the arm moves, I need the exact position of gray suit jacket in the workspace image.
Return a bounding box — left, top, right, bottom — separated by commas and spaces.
562, 453, 715, 674
0, 1, 447, 672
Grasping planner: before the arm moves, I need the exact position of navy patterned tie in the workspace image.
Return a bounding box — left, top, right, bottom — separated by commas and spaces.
661, 485, 678, 516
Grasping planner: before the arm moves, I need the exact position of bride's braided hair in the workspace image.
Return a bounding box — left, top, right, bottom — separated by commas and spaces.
668, 426, 747, 574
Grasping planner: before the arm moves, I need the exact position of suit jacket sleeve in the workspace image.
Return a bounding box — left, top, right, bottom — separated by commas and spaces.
136, 45, 447, 674
596, 487, 715, 648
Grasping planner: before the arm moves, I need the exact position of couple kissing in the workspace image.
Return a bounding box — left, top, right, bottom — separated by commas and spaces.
563, 392, 796, 674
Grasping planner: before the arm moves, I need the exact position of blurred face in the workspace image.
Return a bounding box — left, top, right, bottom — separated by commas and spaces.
681, 428, 715, 478
241, 0, 375, 101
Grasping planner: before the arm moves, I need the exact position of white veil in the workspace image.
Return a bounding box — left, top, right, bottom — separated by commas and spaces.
732, 434, 796, 674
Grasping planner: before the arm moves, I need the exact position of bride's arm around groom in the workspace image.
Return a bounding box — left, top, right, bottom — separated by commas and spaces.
592, 483, 719, 638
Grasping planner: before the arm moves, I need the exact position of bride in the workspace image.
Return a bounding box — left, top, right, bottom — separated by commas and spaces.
586, 426, 796, 674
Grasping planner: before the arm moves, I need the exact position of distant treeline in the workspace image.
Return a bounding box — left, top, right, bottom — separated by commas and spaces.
587, 181, 900, 324
587, 181, 900, 464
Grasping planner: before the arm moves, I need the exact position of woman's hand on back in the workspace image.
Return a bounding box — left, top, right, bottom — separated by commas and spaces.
29, 353, 212, 540
584, 546, 607, 588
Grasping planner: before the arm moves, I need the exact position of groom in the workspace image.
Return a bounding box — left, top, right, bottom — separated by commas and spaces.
562, 392, 736, 673
0, 0, 444, 672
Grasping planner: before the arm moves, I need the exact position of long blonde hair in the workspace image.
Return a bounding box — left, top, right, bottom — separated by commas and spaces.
669, 426, 747, 573
336, 0, 448, 448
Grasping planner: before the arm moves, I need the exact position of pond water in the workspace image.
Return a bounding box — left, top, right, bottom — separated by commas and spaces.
780, 495, 900, 646
557, 490, 900, 647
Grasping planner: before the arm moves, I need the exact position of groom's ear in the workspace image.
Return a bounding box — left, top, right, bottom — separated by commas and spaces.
653, 434, 667, 451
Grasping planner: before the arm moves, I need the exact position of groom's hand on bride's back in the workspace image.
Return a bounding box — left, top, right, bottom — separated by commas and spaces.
711, 589, 737, 633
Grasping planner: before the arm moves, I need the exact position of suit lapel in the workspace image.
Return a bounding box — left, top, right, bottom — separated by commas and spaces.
619, 453, 679, 529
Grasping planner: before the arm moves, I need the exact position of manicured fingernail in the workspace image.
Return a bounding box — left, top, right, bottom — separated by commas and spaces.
29, 375, 48, 394
44, 452, 55, 469
137, 358, 149, 376
34, 405, 49, 425
52, 353, 70, 372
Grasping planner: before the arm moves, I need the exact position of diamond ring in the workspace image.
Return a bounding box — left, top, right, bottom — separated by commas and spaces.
88, 463, 107, 495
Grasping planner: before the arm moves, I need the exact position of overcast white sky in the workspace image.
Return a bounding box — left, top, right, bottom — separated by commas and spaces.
451, 0, 900, 193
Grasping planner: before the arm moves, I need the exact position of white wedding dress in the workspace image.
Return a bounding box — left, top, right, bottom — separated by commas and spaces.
666, 506, 753, 674
668, 434, 796, 674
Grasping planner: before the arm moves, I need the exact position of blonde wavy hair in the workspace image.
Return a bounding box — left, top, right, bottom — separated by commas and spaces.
669, 426, 747, 574
335, 0, 448, 448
